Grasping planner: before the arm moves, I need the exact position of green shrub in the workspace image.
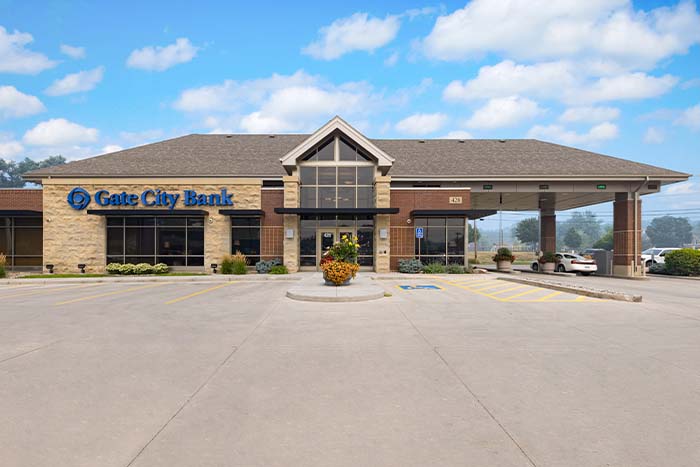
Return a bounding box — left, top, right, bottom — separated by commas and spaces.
230, 251, 248, 275
648, 263, 667, 274
446, 264, 465, 274
153, 263, 169, 274
664, 249, 700, 276
255, 258, 282, 274
493, 247, 515, 262
398, 258, 423, 273
269, 264, 289, 274
0, 252, 6, 278
220, 255, 235, 274
422, 262, 446, 274
119, 263, 136, 275
106, 262, 122, 274
538, 251, 558, 264
134, 263, 154, 274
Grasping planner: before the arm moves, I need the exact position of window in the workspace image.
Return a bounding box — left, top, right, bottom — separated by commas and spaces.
0, 216, 42, 268
414, 217, 465, 265
106, 216, 204, 267
299, 215, 374, 267
231, 217, 261, 264
298, 135, 375, 209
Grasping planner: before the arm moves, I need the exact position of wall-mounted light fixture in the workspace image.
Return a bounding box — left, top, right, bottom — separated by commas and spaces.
46, 264, 54, 274
211, 263, 218, 274
77, 264, 86, 274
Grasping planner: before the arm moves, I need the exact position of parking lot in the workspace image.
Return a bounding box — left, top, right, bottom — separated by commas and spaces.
2, 274, 700, 467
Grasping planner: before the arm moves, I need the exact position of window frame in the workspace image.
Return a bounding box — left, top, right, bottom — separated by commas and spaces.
414, 217, 466, 265
231, 216, 262, 265
106, 215, 205, 267
0, 216, 43, 268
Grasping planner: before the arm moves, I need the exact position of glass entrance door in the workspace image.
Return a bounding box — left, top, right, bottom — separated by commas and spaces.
316, 228, 356, 270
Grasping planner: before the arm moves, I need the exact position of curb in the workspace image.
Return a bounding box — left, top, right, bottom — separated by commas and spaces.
496, 276, 642, 302
286, 289, 385, 302
0, 275, 302, 285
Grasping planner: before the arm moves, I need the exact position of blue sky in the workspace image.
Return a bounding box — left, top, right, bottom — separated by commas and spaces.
1, 0, 699, 224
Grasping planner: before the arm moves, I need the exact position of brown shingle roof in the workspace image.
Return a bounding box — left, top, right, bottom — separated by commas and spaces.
24, 134, 688, 179
0, 189, 43, 211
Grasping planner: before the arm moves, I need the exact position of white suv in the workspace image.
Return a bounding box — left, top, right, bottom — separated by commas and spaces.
641, 248, 679, 268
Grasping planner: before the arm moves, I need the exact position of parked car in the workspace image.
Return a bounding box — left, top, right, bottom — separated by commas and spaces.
531, 252, 598, 275
641, 248, 680, 267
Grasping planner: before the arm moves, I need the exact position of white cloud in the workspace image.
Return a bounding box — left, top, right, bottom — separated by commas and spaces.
422, 0, 700, 69
674, 103, 700, 130
443, 60, 677, 105
665, 181, 698, 195
0, 86, 45, 119
175, 71, 387, 133
528, 121, 619, 145
465, 96, 544, 129
303, 13, 400, 60
0, 26, 56, 74
681, 78, 700, 89
23, 118, 99, 146
126, 37, 199, 71
60, 44, 85, 59
0, 136, 23, 159
643, 126, 665, 144
559, 106, 620, 123
384, 51, 399, 67
444, 60, 577, 101
442, 130, 474, 139
239, 85, 370, 133
45, 66, 105, 96
174, 70, 316, 112
101, 144, 123, 153
574, 72, 677, 103
395, 113, 448, 135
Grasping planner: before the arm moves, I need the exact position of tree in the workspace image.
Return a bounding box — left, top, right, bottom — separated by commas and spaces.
468, 223, 480, 243
513, 217, 539, 250
593, 227, 613, 250
1, 155, 66, 187
563, 228, 583, 250
646, 216, 693, 247
558, 211, 603, 249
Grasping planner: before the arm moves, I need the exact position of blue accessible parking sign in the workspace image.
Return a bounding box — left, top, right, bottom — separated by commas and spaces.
415, 227, 424, 239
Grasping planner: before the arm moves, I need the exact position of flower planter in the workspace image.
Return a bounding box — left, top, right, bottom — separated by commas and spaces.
323, 272, 352, 286
541, 262, 556, 273
496, 260, 513, 272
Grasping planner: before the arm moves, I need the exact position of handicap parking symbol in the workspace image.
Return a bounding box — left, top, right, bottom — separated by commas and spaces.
398, 284, 442, 290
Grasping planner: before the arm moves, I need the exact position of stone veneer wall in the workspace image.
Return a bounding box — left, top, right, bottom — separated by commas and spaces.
282, 176, 300, 273
374, 176, 391, 273
42, 178, 261, 274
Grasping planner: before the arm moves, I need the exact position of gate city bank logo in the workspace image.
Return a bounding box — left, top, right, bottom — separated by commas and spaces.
66, 187, 235, 211
67, 187, 91, 210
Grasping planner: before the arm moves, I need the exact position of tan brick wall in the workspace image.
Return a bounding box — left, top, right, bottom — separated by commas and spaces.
41, 178, 261, 273
613, 193, 642, 277
389, 188, 471, 270
0, 188, 43, 211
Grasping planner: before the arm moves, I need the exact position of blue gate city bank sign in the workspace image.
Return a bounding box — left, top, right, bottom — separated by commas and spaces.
67, 187, 234, 211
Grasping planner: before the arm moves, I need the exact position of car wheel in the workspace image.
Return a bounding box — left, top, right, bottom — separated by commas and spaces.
556, 264, 566, 273
581, 272, 591, 276
645, 260, 652, 268
532, 262, 539, 272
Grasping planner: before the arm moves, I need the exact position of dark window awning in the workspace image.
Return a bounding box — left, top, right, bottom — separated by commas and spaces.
410, 209, 497, 218
218, 209, 265, 216
274, 207, 399, 215
86, 209, 209, 216
0, 210, 42, 217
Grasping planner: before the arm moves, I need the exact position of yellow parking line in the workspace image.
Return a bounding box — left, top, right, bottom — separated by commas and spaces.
55, 282, 169, 305
534, 291, 563, 302
486, 285, 529, 296
165, 282, 234, 305
500, 287, 544, 301
469, 282, 512, 292
3, 283, 102, 299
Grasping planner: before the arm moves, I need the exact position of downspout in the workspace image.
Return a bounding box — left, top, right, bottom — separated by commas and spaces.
632, 176, 649, 276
